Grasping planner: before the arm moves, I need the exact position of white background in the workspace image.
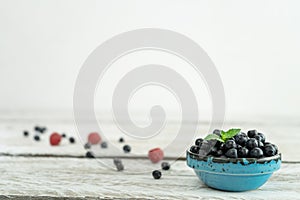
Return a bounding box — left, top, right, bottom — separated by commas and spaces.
0, 0, 300, 121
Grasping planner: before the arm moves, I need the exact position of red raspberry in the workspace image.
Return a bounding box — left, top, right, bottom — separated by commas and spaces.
88, 132, 101, 144
50, 132, 61, 146
148, 148, 164, 163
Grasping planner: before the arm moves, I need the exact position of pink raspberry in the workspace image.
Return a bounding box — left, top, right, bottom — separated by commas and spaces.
88, 132, 101, 144
50, 132, 61, 146
148, 148, 164, 163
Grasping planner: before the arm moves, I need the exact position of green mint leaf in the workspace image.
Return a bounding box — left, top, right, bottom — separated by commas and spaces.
221, 129, 241, 140
204, 134, 224, 142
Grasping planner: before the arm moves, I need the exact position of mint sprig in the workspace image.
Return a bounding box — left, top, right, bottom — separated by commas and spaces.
204, 128, 241, 143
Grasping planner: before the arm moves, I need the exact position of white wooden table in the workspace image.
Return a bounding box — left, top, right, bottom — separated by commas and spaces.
0, 114, 300, 199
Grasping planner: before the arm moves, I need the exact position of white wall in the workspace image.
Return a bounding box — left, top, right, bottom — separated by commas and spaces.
0, 0, 300, 120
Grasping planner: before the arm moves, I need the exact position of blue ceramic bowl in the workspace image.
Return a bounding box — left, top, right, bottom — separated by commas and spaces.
187, 150, 281, 191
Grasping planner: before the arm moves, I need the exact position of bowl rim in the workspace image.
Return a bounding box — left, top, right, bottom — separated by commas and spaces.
187, 150, 281, 164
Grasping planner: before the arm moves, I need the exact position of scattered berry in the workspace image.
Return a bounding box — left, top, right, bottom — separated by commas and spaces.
69, 137, 75, 144
88, 132, 101, 144
246, 138, 258, 149
101, 141, 108, 148
61, 133, 66, 138
247, 130, 258, 138
34, 135, 40, 141
115, 162, 124, 171
23, 131, 29, 137
34, 126, 41, 132
84, 143, 91, 149
161, 162, 170, 170
40, 127, 47, 134
86, 151, 95, 158
113, 158, 122, 165
152, 170, 162, 179
249, 147, 264, 158
148, 148, 164, 163
123, 145, 131, 153
119, 137, 124, 143
50, 133, 62, 146
225, 148, 238, 158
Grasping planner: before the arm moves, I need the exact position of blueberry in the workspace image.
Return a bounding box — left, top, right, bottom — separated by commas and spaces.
61, 133, 66, 138
257, 140, 264, 148
190, 145, 200, 154
257, 132, 266, 143
23, 131, 29, 137
225, 148, 238, 158
40, 127, 47, 133
34, 135, 40, 141
236, 144, 242, 149
246, 138, 258, 149
249, 147, 263, 158
213, 129, 221, 136
235, 134, 248, 146
209, 147, 218, 156
152, 170, 162, 179
161, 162, 170, 170
101, 141, 108, 148
195, 138, 204, 147
115, 162, 124, 171
264, 144, 276, 157
237, 147, 249, 158
119, 137, 124, 143
215, 150, 223, 157
272, 144, 278, 154
247, 130, 258, 138
224, 140, 237, 150
123, 145, 131, 153
84, 142, 91, 149
254, 134, 262, 142
113, 158, 122, 165
69, 137, 75, 144
34, 126, 41, 132
219, 143, 226, 151
86, 151, 95, 158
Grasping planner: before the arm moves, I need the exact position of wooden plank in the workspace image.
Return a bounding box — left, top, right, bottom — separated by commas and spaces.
0, 156, 299, 199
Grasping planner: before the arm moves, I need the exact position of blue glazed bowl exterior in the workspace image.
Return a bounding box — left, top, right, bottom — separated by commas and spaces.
187, 151, 281, 192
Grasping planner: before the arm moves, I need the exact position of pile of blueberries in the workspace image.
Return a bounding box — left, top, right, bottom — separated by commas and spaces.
190, 129, 279, 158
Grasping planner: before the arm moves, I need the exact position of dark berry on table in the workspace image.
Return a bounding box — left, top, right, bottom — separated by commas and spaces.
113, 158, 122, 165
40, 127, 47, 133
161, 162, 170, 170
246, 138, 258, 149
119, 137, 124, 143
247, 130, 258, 138
152, 170, 162, 179
23, 131, 29, 137
69, 137, 75, 144
34, 126, 41, 132
264, 144, 276, 157
115, 162, 124, 171
34, 135, 40, 141
86, 151, 95, 158
195, 138, 204, 146
101, 141, 108, 148
225, 148, 238, 158
235, 134, 248, 146
84, 143, 91, 149
224, 140, 237, 150
123, 144, 131, 153
237, 147, 249, 158
213, 129, 221, 136
61, 133, 66, 138
249, 147, 264, 158
257, 132, 266, 143
190, 145, 200, 154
